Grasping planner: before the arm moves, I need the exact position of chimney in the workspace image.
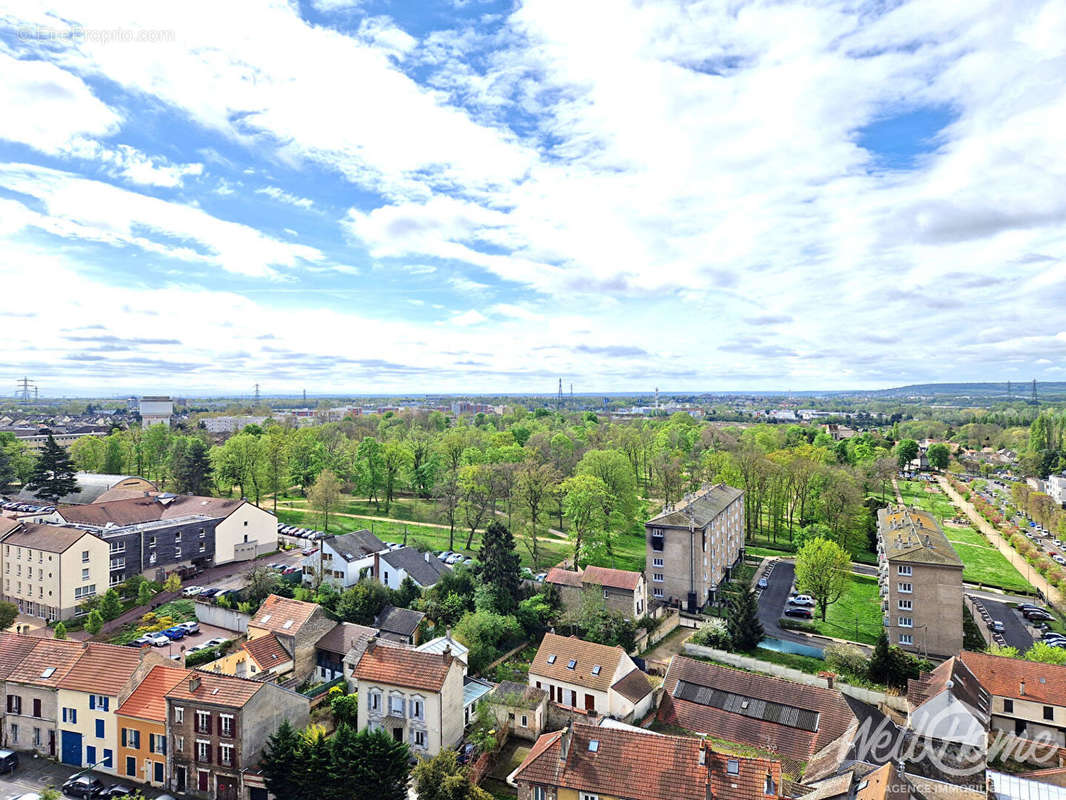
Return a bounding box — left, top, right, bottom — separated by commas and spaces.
1020, 680, 1026, 696
189, 675, 201, 693
559, 723, 572, 763
699, 739, 708, 766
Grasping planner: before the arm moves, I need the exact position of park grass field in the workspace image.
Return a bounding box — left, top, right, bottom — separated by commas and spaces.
806, 574, 883, 645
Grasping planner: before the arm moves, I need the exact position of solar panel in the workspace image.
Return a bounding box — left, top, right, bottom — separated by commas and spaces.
673, 680, 820, 733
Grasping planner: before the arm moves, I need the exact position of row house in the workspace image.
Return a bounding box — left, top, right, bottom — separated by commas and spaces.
166, 671, 309, 799
116, 665, 189, 790
245, 594, 335, 680
2, 638, 84, 756
959, 650, 1066, 747
313, 622, 378, 683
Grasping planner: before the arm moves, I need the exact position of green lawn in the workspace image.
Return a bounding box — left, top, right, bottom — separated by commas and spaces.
805, 574, 883, 645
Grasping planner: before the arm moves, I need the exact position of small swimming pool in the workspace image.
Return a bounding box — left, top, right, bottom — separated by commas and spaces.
758, 636, 825, 659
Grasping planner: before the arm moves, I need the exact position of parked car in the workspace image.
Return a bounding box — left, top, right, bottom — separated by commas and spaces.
126, 636, 153, 648
147, 633, 170, 647
1024, 609, 1054, 621
163, 626, 186, 640
198, 587, 218, 597
11, 794, 42, 800
788, 594, 816, 607
784, 607, 813, 619
757, 578, 769, 589
445, 553, 464, 565
282, 566, 300, 575
990, 621, 1004, 632
534, 572, 547, 582
1017, 603, 1042, 613
0, 747, 18, 774
98, 784, 137, 798
61, 775, 106, 797
437, 551, 452, 560
181, 585, 205, 597
178, 621, 200, 634
205, 637, 228, 648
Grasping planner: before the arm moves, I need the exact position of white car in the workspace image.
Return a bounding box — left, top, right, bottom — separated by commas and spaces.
788, 594, 816, 607
182, 586, 204, 597
204, 637, 228, 648
148, 633, 170, 647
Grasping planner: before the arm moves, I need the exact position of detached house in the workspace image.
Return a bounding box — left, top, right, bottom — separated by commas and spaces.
245, 594, 335, 680
906, 656, 990, 747
166, 671, 309, 799
527, 633, 654, 722
376, 547, 449, 590
314, 622, 379, 683
545, 565, 646, 620
347, 639, 465, 757
304, 530, 387, 589
511, 722, 783, 800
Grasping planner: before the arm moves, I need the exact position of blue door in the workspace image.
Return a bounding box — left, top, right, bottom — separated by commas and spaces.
61, 730, 82, 766
85, 745, 96, 767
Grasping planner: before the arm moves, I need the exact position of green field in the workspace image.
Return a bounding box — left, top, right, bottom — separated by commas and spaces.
896, 481, 1032, 594
805, 574, 883, 645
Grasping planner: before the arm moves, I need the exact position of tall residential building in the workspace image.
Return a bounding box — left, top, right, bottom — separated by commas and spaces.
644, 483, 745, 613
138, 397, 173, 428
877, 506, 964, 658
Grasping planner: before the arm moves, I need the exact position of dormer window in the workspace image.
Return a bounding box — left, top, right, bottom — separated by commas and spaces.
566, 659, 576, 670
547, 655, 556, 665
765, 773, 777, 795
727, 759, 739, 775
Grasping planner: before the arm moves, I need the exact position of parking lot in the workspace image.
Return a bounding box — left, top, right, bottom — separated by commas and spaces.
131, 618, 239, 661
0, 757, 173, 799
969, 595, 1035, 652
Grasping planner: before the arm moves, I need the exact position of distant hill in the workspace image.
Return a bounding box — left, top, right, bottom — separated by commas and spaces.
862, 382, 1066, 400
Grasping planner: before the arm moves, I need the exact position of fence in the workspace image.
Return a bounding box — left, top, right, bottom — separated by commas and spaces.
965, 594, 1006, 649
682, 643, 909, 713
194, 602, 250, 633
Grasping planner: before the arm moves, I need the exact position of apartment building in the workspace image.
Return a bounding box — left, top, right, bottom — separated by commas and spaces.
877, 506, 964, 658
115, 665, 190, 789
0, 523, 110, 620
645, 483, 745, 612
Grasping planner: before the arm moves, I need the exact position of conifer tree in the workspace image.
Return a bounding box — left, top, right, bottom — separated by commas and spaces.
25, 434, 79, 503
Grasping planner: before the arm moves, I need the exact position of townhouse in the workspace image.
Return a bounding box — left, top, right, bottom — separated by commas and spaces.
0, 633, 42, 747
115, 664, 189, 790
56, 643, 168, 773
511, 722, 784, 800
313, 622, 378, 683
959, 650, 1066, 746
645, 483, 745, 612
3, 638, 83, 756
527, 633, 654, 722
245, 594, 335, 680
347, 638, 466, 757
303, 530, 387, 589
0, 523, 110, 621
877, 506, 964, 658
166, 671, 309, 799
545, 565, 646, 620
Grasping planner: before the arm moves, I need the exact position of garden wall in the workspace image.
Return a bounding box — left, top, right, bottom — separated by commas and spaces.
194, 601, 250, 633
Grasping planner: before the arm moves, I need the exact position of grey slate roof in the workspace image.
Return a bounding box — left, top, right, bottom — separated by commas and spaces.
380, 546, 448, 587
646, 483, 743, 528
877, 507, 963, 567
374, 605, 425, 640
326, 530, 387, 562
14, 473, 156, 506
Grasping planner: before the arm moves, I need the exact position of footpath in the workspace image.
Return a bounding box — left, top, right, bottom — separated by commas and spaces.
936, 475, 1063, 612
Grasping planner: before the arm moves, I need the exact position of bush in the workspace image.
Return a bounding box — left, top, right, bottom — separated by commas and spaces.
779, 619, 818, 634
453, 610, 523, 673
824, 643, 867, 678
691, 618, 731, 650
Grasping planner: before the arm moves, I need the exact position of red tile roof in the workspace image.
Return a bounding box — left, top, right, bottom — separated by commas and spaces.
960, 650, 1066, 705
512, 723, 782, 800
529, 633, 628, 693
248, 594, 320, 636
58, 494, 246, 526
165, 670, 264, 708
657, 656, 858, 764
0, 633, 41, 680
117, 665, 190, 722
582, 565, 642, 592
243, 633, 291, 671
545, 567, 583, 588
351, 640, 457, 692
57, 642, 149, 696
7, 639, 84, 687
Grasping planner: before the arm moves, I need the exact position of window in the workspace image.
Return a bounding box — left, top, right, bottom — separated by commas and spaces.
727, 759, 740, 775
520, 714, 528, 727
898, 634, 913, 646
1003, 699, 1014, 713
82, 568, 90, 581
175, 532, 182, 543
653, 588, 664, 598
591, 665, 601, 676
898, 582, 912, 594
177, 736, 184, 753
580, 794, 599, 800
96, 719, 105, 739
898, 616, 913, 628
652, 557, 663, 568
1044, 706, 1055, 721
196, 711, 210, 734
149, 537, 157, 547
653, 573, 664, 583
566, 659, 577, 670
369, 691, 381, 712
174, 706, 184, 724
175, 548, 181, 558
102, 749, 112, 769
121, 728, 140, 749
897, 565, 912, 576
62, 707, 76, 724
90, 695, 109, 711
898, 599, 912, 611
411, 698, 424, 721
765, 773, 777, 795
413, 730, 427, 748
74, 584, 96, 599
6, 695, 21, 715
150, 733, 166, 754
33, 727, 40, 747
196, 740, 211, 763
389, 694, 405, 716
8, 724, 16, 744
220, 714, 233, 736
603, 589, 609, 599
220, 743, 233, 766
547, 655, 557, 665
199, 542, 206, 553
199, 528, 206, 538
533, 788, 546, 800
81, 550, 90, 563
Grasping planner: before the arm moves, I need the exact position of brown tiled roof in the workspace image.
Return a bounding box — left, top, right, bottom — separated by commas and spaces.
116, 665, 189, 722
57, 642, 148, 695
960, 650, 1066, 705
0, 518, 19, 536
2, 523, 98, 553
351, 640, 456, 692
529, 633, 627, 693
490, 680, 547, 710
243, 633, 291, 670
907, 657, 988, 715
315, 622, 378, 655
545, 567, 582, 588
582, 565, 642, 592
0, 633, 41, 680
58, 494, 245, 526
611, 667, 653, 703
512, 722, 782, 800
657, 656, 858, 764
7, 639, 84, 686
165, 670, 264, 708
249, 594, 319, 636
855, 763, 899, 800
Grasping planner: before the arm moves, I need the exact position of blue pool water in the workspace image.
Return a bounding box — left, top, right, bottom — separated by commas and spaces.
758, 637, 825, 659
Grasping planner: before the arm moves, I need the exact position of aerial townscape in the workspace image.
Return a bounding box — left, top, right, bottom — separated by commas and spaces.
2, 1, 1066, 800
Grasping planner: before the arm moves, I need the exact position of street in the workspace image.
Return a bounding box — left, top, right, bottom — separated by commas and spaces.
0, 756, 170, 799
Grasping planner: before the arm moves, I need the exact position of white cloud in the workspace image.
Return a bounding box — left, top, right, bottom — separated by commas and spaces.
255, 185, 314, 208
451, 309, 487, 326
64, 139, 203, 187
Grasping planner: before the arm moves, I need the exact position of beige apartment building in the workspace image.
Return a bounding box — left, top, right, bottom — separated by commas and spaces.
644, 484, 745, 613
0, 523, 109, 621
877, 506, 964, 658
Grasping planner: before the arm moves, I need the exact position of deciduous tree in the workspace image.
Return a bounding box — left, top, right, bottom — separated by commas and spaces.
794, 537, 851, 621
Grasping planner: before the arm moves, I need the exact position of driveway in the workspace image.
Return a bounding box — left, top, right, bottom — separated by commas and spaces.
971, 595, 1034, 652
756, 560, 805, 643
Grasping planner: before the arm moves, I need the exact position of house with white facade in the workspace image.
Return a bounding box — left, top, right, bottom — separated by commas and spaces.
303, 530, 387, 589
906, 656, 990, 748
376, 547, 449, 590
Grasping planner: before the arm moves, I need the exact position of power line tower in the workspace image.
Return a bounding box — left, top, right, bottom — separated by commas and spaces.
15, 377, 36, 402
1032, 379, 1038, 404
557, 378, 563, 410
302, 388, 307, 404
1007, 380, 1012, 400
254, 383, 260, 404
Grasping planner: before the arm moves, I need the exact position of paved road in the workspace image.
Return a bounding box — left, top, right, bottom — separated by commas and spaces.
0, 757, 171, 799
756, 560, 807, 644
971, 595, 1035, 652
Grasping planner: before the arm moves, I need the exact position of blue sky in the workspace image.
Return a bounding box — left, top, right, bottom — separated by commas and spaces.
1, 0, 1065, 396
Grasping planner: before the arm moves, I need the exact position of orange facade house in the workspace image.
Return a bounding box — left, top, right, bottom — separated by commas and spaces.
114, 665, 189, 789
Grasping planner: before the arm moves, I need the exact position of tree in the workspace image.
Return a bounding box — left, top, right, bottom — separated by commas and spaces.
335, 580, 390, 625
262, 426, 291, 512
927, 443, 950, 471
329, 692, 359, 728
245, 566, 282, 605
381, 441, 410, 514
98, 589, 123, 621
459, 464, 495, 551
560, 474, 609, 568
163, 573, 181, 592
173, 439, 213, 495
85, 609, 104, 636
475, 521, 522, 613
412, 748, 493, 800
0, 601, 17, 631
727, 588, 764, 651
794, 537, 851, 621
212, 432, 264, 503
895, 439, 919, 471
261, 720, 304, 800
516, 461, 558, 569
867, 631, 924, 688
436, 468, 461, 551
25, 434, 79, 503
137, 581, 154, 606
1025, 641, 1066, 665
53, 622, 67, 640
345, 728, 411, 800
308, 469, 343, 532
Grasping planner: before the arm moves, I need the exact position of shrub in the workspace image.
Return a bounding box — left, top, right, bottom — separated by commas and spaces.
691, 618, 731, 650
779, 619, 818, 634
824, 643, 867, 678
